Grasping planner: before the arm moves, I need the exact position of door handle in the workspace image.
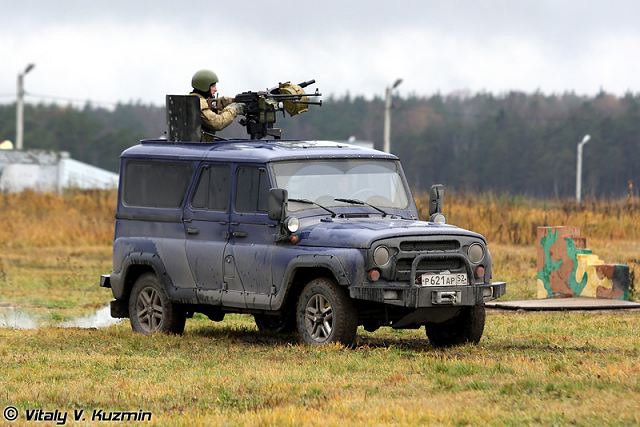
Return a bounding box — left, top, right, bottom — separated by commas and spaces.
232, 231, 248, 238
186, 227, 200, 235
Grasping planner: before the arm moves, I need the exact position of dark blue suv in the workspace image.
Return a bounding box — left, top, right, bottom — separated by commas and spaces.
100, 139, 505, 346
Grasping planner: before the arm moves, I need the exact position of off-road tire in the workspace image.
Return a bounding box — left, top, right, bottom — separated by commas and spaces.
296, 277, 358, 346
425, 305, 486, 347
129, 273, 186, 335
254, 312, 296, 334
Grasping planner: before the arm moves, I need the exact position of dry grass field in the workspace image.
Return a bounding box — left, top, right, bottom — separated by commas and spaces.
0, 191, 638, 425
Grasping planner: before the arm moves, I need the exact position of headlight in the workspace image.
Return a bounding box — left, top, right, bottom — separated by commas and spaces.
285, 216, 299, 233
373, 246, 390, 266
467, 243, 485, 264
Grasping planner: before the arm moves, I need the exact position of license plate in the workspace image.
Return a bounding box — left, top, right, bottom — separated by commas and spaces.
420, 272, 468, 286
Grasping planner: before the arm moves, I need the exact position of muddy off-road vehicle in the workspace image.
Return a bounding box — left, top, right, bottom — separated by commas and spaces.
100, 139, 506, 346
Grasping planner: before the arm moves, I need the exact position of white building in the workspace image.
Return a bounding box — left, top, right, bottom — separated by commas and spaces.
0, 150, 118, 193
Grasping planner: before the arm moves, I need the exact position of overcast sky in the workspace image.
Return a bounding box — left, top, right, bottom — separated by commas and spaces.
2, 0, 640, 106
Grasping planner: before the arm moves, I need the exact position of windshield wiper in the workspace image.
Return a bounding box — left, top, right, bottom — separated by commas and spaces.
334, 198, 389, 217
289, 198, 337, 217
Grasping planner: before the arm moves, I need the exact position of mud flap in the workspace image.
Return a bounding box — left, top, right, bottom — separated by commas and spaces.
110, 299, 129, 319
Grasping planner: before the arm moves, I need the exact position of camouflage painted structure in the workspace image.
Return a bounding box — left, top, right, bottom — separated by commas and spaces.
536, 226, 631, 300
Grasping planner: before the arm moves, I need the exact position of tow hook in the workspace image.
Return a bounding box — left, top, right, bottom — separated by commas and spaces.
433, 291, 460, 305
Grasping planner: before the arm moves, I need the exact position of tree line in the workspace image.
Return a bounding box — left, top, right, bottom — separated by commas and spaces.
0, 91, 638, 198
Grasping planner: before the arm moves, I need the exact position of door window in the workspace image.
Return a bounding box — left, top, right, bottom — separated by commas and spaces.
191, 164, 231, 211
235, 166, 270, 212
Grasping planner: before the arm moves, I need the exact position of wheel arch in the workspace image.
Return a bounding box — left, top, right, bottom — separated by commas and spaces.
114, 253, 174, 302
272, 254, 350, 312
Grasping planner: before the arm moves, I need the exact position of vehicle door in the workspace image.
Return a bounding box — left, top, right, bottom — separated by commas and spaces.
222, 164, 276, 310
183, 162, 231, 306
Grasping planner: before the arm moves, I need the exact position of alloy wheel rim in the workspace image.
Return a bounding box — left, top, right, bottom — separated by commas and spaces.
136, 287, 163, 332
304, 294, 333, 342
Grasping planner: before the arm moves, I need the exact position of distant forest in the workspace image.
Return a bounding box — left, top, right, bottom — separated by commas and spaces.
0, 91, 638, 198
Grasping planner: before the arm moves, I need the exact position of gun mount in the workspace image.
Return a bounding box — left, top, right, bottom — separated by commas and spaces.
234, 79, 322, 139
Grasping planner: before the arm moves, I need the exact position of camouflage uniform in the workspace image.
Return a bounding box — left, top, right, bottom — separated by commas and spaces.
189, 92, 238, 142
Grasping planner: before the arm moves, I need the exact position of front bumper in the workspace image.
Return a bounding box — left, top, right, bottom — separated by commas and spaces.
349, 281, 506, 307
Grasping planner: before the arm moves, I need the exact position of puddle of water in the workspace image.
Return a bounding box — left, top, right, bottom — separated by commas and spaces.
0, 307, 38, 329
0, 305, 123, 329
61, 305, 123, 329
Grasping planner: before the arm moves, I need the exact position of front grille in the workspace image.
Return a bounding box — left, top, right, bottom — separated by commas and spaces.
374, 236, 471, 283
399, 240, 459, 251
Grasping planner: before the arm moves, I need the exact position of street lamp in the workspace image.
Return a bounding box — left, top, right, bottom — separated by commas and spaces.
16, 63, 36, 151
383, 78, 403, 153
576, 134, 591, 204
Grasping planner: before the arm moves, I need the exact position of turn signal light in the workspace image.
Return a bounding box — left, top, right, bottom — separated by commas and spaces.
474, 265, 485, 279
368, 269, 381, 282
289, 234, 300, 244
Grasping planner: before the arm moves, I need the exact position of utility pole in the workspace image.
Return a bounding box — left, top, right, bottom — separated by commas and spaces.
576, 134, 591, 204
16, 63, 35, 151
383, 78, 403, 153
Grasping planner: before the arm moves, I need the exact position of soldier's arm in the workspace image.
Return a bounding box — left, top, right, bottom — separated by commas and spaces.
217, 96, 234, 109
199, 97, 237, 131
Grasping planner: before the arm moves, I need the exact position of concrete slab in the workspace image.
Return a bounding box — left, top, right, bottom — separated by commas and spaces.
486, 297, 640, 311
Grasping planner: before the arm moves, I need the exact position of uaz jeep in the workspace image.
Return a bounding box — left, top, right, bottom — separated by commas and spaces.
100, 139, 506, 346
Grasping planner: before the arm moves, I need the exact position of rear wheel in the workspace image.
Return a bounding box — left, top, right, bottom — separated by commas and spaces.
296, 277, 358, 346
129, 273, 186, 335
425, 305, 486, 347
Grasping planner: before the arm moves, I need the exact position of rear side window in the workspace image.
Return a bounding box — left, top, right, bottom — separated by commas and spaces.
235, 166, 270, 212
123, 160, 193, 208
191, 164, 230, 211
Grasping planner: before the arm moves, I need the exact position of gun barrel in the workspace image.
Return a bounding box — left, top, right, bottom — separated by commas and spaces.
297, 79, 316, 88
292, 100, 323, 106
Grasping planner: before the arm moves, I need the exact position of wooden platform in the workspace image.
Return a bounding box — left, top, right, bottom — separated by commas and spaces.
486, 297, 640, 311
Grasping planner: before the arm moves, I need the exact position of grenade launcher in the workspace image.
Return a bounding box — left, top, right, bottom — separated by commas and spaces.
233, 79, 322, 139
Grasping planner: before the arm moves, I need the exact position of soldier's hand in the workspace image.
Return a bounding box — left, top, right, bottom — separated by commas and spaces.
217, 96, 234, 109
227, 102, 246, 116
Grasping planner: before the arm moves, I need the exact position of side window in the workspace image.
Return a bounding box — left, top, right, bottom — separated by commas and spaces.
235, 166, 270, 213
191, 164, 231, 211
123, 160, 193, 208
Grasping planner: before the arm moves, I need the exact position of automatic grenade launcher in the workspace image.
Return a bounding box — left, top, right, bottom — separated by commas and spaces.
234, 79, 322, 139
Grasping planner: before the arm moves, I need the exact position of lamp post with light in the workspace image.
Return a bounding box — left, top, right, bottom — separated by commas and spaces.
383, 78, 403, 153
16, 63, 35, 151
576, 134, 591, 204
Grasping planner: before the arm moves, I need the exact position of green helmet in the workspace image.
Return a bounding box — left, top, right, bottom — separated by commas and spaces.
191, 69, 219, 92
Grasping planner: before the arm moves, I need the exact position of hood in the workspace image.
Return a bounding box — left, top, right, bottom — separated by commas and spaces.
296, 217, 485, 248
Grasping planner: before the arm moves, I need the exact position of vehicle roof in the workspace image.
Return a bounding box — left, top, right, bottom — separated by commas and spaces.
121, 139, 398, 162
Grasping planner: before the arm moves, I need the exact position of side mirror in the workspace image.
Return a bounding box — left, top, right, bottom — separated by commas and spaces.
268, 188, 288, 221
428, 184, 445, 223
429, 184, 444, 216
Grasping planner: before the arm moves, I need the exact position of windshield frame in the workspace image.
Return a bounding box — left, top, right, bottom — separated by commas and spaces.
268, 158, 417, 218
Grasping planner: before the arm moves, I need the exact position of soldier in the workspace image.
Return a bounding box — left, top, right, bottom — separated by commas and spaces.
190, 69, 245, 141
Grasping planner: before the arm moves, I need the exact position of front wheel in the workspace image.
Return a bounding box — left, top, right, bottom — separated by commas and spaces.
425, 305, 486, 347
296, 277, 358, 346
129, 273, 186, 335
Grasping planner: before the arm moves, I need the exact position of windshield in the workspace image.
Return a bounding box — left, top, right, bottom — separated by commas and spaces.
271, 159, 410, 212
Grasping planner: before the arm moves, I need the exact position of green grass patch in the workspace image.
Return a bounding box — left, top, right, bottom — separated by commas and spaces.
1, 312, 639, 425
1, 243, 639, 424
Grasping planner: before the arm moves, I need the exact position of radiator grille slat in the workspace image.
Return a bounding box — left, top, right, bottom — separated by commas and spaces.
399, 240, 459, 251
